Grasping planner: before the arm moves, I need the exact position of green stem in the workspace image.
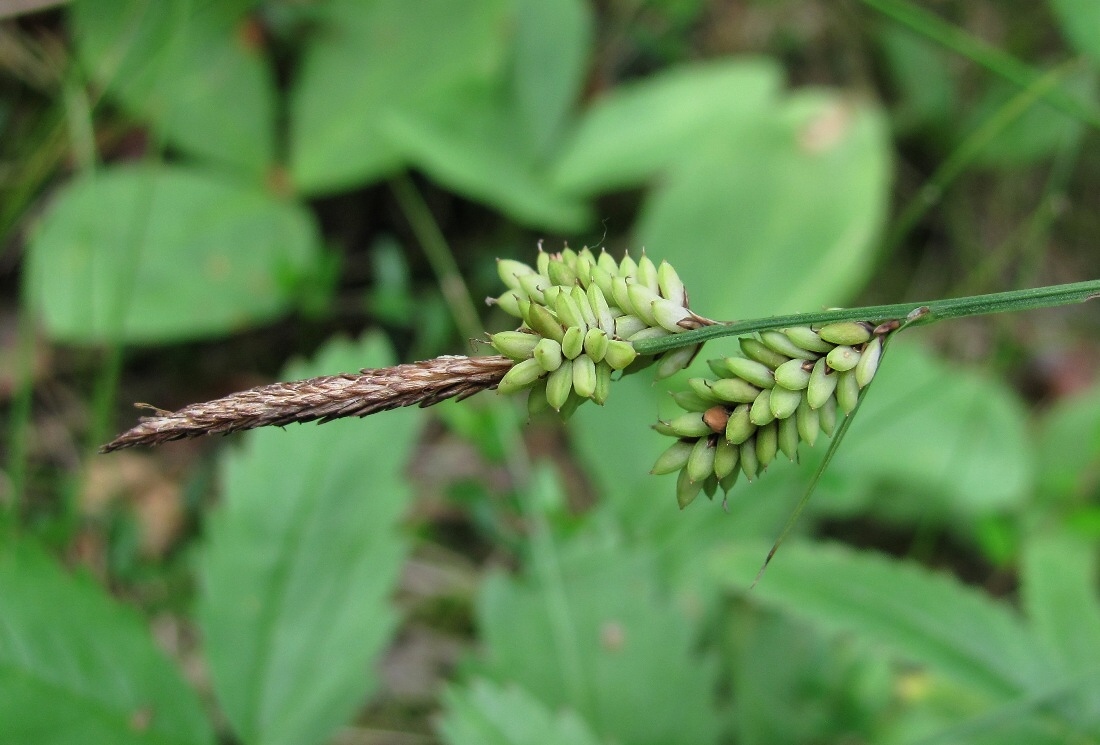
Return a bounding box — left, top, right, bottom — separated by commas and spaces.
862, 0, 1100, 130
390, 175, 484, 342
633, 280, 1100, 355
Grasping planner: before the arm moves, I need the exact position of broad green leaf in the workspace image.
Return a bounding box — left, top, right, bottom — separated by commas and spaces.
198, 334, 419, 745
0, 540, 213, 745
439, 679, 603, 745
26, 165, 321, 344
474, 469, 722, 745
1021, 534, 1100, 729
289, 0, 509, 194
636, 91, 891, 324
72, 0, 275, 175
383, 84, 590, 230
826, 341, 1032, 518
713, 541, 1056, 699
729, 612, 893, 745
553, 59, 783, 193
511, 0, 593, 156
1034, 381, 1100, 503
1050, 0, 1100, 64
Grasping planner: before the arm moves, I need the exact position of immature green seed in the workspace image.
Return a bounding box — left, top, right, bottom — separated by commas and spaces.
492, 290, 525, 318
589, 265, 615, 299
574, 253, 594, 288
597, 250, 619, 275
536, 249, 551, 278
627, 326, 669, 343
491, 331, 540, 360
688, 378, 721, 403
525, 302, 565, 342
719, 469, 740, 494
796, 394, 819, 446
533, 338, 563, 371
571, 285, 598, 329
713, 437, 740, 479
636, 254, 660, 293
836, 370, 860, 414
710, 377, 761, 404
603, 339, 638, 371
542, 285, 562, 307
722, 356, 775, 388
527, 378, 550, 418
561, 326, 584, 359
657, 260, 687, 306
497, 259, 537, 291
671, 389, 712, 412
778, 414, 800, 461
783, 326, 834, 354
652, 297, 692, 333
687, 436, 716, 483
725, 404, 754, 444
587, 285, 616, 335
807, 357, 838, 409
819, 396, 838, 436
826, 345, 861, 372
855, 336, 882, 387
749, 388, 776, 426
651, 440, 694, 475
611, 276, 634, 315
755, 420, 778, 469
614, 314, 647, 339
761, 330, 815, 360
560, 247, 578, 268
707, 358, 731, 378
497, 358, 544, 394
741, 337, 790, 369
818, 321, 873, 346
518, 272, 550, 304
774, 358, 812, 390
769, 385, 802, 419
666, 412, 713, 438
592, 361, 612, 405
547, 260, 577, 287
584, 328, 609, 363
619, 252, 638, 280
627, 283, 661, 326
555, 293, 587, 332
740, 437, 759, 481
703, 475, 719, 500
573, 355, 597, 399
654, 344, 698, 381
676, 466, 703, 509
545, 360, 573, 411
652, 420, 678, 436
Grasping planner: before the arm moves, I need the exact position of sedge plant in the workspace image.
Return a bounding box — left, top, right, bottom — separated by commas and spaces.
103, 246, 1099, 512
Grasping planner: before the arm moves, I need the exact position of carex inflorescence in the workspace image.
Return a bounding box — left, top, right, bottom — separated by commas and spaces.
487, 245, 712, 418
651, 321, 893, 508
486, 246, 897, 510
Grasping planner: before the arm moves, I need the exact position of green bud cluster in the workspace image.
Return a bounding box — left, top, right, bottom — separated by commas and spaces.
652, 322, 889, 509
487, 246, 705, 417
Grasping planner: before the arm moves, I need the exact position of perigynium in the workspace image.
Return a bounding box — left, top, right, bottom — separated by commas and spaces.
650, 322, 892, 508
487, 245, 714, 417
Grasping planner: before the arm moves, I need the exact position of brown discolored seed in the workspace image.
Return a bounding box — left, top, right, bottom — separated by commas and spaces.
703, 405, 731, 433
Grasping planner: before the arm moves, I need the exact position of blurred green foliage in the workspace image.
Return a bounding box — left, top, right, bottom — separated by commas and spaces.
1, 0, 1100, 744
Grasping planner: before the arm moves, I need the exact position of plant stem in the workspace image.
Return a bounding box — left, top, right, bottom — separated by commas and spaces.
632, 280, 1100, 355
862, 0, 1100, 130
390, 175, 484, 342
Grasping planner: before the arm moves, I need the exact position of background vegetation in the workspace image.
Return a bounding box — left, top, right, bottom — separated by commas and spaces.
1, 1, 1099, 743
